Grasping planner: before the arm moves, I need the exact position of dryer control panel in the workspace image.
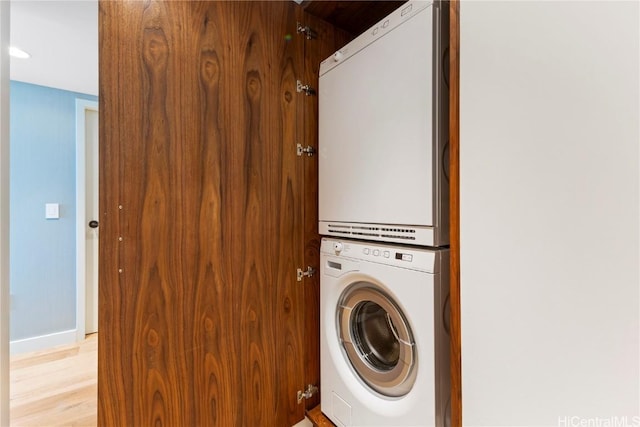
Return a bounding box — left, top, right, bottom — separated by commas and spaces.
321, 237, 446, 274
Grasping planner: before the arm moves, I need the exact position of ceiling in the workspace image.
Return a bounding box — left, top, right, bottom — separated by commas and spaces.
7, 0, 402, 97
10, 0, 98, 96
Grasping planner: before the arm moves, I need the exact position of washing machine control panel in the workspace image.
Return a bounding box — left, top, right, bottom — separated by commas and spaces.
322, 238, 441, 273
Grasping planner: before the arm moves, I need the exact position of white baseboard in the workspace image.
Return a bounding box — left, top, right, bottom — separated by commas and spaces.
10, 329, 77, 355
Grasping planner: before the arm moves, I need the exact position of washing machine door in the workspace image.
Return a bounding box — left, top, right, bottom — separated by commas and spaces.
338, 282, 417, 397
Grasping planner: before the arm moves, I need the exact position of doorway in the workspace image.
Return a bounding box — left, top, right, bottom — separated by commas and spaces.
3, 1, 99, 424
76, 100, 99, 339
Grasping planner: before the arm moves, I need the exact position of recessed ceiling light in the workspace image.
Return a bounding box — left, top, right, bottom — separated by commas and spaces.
9, 47, 30, 59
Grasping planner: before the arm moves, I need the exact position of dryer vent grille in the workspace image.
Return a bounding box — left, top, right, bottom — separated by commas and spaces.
326, 224, 417, 241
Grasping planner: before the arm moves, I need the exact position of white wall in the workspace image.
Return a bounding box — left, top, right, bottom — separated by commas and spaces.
0, 2, 10, 425
460, 1, 639, 426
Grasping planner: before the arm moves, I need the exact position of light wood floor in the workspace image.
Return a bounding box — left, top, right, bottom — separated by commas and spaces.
10, 334, 97, 427
8, 335, 314, 427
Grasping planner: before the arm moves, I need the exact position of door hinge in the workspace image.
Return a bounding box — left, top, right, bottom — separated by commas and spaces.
296, 143, 316, 157
297, 384, 318, 404
296, 22, 317, 40
296, 80, 316, 96
296, 266, 315, 282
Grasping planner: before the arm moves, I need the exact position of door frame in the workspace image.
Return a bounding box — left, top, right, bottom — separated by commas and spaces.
75, 99, 99, 342
449, 1, 461, 425
0, 2, 10, 425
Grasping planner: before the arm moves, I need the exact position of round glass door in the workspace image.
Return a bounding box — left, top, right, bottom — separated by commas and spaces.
337, 282, 417, 397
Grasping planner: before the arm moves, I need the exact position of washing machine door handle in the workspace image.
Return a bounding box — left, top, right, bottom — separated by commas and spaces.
338, 305, 353, 343
386, 313, 413, 347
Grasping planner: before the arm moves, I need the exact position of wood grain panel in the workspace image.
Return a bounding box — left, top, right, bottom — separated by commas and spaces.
136, 5, 184, 425
191, 2, 237, 425
235, 4, 278, 424
99, 2, 305, 425
97, 2, 129, 425
449, 1, 462, 426
300, 13, 352, 411
272, 5, 306, 425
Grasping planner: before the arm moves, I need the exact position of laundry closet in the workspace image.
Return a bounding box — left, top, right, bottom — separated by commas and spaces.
97, 1, 454, 427
316, 1, 450, 426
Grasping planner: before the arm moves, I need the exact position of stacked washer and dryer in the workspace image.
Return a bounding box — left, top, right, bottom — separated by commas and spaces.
318, 1, 450, 426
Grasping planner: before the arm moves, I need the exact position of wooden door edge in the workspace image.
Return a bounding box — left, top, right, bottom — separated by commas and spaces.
449, 0, 462, 426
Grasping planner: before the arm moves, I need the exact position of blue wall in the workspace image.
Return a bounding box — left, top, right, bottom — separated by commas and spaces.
10, 81, 97, 341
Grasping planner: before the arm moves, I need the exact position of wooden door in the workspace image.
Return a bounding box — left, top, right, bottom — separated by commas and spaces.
98, 2, 307, 425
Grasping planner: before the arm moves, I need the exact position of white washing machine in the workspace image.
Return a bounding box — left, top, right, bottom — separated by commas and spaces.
320, 238, 450, 427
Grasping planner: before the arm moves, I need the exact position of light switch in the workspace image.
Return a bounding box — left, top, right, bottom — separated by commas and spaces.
45, 203, 59, 219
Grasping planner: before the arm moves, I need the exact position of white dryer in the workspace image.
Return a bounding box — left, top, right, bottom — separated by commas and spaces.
318, 1, 449, 247
320, 238, 450, 427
